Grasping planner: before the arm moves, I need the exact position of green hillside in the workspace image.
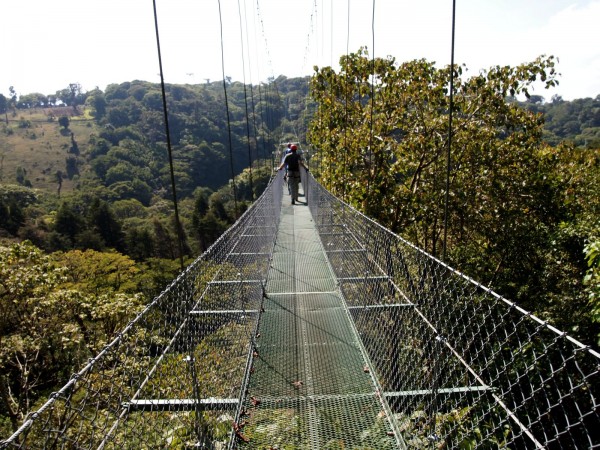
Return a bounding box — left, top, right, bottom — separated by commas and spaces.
1, 59, 599, 441
0, 77, 312, 259
1, 109, 95, 192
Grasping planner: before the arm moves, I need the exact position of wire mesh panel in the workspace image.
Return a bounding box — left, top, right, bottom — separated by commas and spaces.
306, 173, 600, 449
236, 176, 401, 449
1, 176, 283, 449
3, 171, 599, 449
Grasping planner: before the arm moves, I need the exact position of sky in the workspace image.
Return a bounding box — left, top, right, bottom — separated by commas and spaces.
1, 0, 598, 101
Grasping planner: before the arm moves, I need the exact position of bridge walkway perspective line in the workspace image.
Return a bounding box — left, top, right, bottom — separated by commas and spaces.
237, 182, 401, 448
2, 171, 598, 449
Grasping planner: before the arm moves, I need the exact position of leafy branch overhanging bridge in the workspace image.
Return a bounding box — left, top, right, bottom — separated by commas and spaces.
2, 171, 599, 449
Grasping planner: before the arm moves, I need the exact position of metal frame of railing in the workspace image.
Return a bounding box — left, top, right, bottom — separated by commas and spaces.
305, 170, 599, 449
2, 171, 598, 449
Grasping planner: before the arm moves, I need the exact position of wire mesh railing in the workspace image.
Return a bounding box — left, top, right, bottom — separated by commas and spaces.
306, 172, 600, 449
2, 170, 599, 449
1, 175, 282, 449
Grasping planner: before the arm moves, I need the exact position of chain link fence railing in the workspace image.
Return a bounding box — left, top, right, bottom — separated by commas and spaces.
3, 169, 598, 448
1, 175, 282, 449
306, 172, 599, 449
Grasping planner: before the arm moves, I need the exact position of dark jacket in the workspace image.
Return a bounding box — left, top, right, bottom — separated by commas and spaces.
283, 152, 301, 171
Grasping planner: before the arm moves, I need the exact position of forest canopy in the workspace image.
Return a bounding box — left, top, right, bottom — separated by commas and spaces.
308, 50, 599, 347
0, 54, 599, 437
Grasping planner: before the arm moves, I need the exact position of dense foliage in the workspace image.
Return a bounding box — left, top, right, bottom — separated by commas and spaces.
0, 77, 310, 434
0, 61, 598, 438
0, 77, 313, 260
308, 49, 599, 346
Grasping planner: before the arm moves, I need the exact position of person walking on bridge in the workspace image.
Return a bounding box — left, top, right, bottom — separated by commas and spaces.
282, 142, 293, 194
278, 144, 307, 205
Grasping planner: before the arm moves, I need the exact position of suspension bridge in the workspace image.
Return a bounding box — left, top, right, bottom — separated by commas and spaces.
2, 170, 598, 449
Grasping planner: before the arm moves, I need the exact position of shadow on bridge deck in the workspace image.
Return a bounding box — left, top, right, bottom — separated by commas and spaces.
237, 183, 402, 449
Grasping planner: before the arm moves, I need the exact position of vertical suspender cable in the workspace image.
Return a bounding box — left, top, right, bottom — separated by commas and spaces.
342, 0, 351, 204
330, 0, 333, 67
237, 0, 254, 200
253, 0, 267, 167
244, 0, 261, 171
152, 0, 185, 270
257, 81, 268, 166
367, 0, 376, 203
217, 0, 239, 218
443, 0, 457, 261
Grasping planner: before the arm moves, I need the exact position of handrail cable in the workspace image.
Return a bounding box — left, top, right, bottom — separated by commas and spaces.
217, 0, 239, 218
152, 0, 185, 271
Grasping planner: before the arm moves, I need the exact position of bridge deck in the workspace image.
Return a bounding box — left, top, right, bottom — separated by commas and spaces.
238, 184, 400, 448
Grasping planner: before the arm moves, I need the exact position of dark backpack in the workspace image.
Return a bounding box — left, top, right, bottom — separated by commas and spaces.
285, 153, 301, 171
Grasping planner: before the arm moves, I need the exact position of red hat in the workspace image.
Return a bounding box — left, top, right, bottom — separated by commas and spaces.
291, 145, 298, 151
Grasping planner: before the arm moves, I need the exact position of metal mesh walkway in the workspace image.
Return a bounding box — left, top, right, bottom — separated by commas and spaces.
239, 184, 400, 448
2, 171, 598, 449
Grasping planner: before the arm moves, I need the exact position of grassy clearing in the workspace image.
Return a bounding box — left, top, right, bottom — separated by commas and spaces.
0, 107, 98, 193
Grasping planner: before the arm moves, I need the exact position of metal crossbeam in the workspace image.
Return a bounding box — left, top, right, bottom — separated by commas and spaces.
190, 309, 259, 315
207, 279, 264, 285
348, 303, 414, 310
338, 275, 390, 282
228, 252, 270, 256
384, 386, 495, 397
123, 398, 238, 412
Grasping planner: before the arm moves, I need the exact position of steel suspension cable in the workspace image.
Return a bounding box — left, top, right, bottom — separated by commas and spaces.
255, 0, 281, 165
367, 0, 376, 204
252, 0, 267, 167
244, 0, 262, 170
237, 0, 254, 200
217, 0, 239, 218
256, 79, 268, 166
152, 0, 185, 270
443, 0, 457, 261
342, 0, 351, 204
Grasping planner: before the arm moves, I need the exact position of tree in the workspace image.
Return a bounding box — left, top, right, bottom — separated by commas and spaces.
309, 49, 561, 293
56, 83, 84, 111
55, 248, 140, 298
15, 167, 31, 187
16, 93, 47, 109
152, 219, 177, 259
65, 155, 79, 179
109, 179, 153, 206
0, 242, 144, 434
0, 198, 24, 235
87, 198, 125, 251
69, 132, 80, 155
0, 94, 8, 124
8, 86, 17, 110
86, 90, 107, 119
56, 170, 63, 197
58, 115, 70, 130
124, 227, 155, 261
54, 201, 84, 245
585, 240, 600, 342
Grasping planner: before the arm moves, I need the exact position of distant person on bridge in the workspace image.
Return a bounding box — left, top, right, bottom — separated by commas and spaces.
282, 143, 293, 194
278, 144, 307, 205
